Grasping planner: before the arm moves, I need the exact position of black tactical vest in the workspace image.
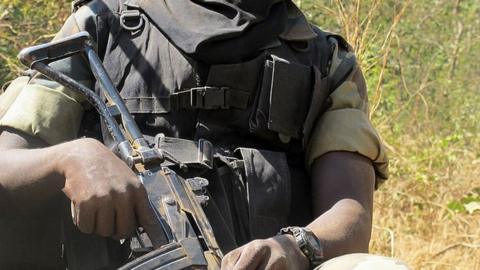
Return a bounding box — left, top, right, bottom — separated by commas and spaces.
69, 0, 355, 268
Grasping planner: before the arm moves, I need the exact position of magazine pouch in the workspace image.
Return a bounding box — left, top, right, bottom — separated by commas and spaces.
250, 55, 312, 143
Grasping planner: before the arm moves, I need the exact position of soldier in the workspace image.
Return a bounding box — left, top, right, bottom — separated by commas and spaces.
0, 0, 410, 269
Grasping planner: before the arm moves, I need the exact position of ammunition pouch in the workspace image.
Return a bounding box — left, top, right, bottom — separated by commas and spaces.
250, 55, 313, 143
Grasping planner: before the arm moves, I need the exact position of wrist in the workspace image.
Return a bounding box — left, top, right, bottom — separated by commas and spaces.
49, 138, 91, 177
49, 141, 71, 177
42, 142, 74, 185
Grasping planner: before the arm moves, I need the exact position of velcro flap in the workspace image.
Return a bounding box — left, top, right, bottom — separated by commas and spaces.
268, 56, 312, 139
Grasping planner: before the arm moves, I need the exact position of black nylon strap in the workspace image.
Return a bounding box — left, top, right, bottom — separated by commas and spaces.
170, 87, 250, 111
155, 135, 214, 169
123, 97, 171, 113
330, 55, 356, 91
72, 0, 93, 12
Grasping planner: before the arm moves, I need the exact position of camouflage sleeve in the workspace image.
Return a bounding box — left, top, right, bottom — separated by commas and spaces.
306, 39, 389, 185
0, 8, 96, 145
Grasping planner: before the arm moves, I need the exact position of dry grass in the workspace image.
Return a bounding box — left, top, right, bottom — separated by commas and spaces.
372, 162, 480, 269
0, 0, 70, 86
308, 0, 480, 269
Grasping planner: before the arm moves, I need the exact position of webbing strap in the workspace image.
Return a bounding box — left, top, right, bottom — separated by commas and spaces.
72, 0, 93, 12
155, 135, 214, 169
123, 97, 171, 113
170, 86, 250, 111
330, 54, 356, 90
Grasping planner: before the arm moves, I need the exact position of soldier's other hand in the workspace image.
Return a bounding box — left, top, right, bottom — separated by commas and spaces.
221, 235, 309, 270
57, 138, 154, 240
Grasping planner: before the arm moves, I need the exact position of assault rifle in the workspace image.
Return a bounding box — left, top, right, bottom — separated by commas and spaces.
18, 32, 223, 270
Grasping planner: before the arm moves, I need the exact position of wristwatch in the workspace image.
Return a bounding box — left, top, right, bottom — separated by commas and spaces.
279, 227, 324, 267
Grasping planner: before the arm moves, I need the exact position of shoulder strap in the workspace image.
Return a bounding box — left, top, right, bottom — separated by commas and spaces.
324, 33, 356, 90
72, 0, 93, 12
302, 31, 357, 147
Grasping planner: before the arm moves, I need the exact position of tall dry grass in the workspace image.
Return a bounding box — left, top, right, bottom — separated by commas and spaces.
300, 0, 480, 269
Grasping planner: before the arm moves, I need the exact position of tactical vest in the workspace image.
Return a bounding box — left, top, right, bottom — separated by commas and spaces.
69, 0, 356, 268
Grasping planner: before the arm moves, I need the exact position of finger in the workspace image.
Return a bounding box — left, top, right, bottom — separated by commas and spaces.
75, 201, 96, 234
233, 242, 268, 270
113, 195, 136, 240
134, 187, 168, 247
221, 248, 242, 270
95, 202, 115, 237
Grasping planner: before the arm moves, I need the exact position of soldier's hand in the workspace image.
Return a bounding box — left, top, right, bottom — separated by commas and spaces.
57, 138, 155, 240
221, 235, 309, 270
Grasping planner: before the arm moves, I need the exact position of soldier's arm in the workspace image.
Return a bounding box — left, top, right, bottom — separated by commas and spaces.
0, 10, 89, 212
0, 13, 91, 210
0, 128, 159, 239
308, 151, 375, 257
0, 4, 158, 239
0, 128, 62, 212
305, 60, 382, 257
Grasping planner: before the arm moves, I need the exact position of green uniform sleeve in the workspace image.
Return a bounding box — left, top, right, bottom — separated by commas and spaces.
0, 76, 30, 120
306, 44, 389, 185
0, 80, 85, 145
0, 13, 94, 145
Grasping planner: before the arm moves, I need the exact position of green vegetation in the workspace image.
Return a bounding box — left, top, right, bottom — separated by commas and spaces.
1, 0, 479, 268
301, 1, 480, 268
0, 0, 70, 85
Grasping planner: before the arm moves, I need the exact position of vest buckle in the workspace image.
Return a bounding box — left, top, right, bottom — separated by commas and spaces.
120, 9, 144, 32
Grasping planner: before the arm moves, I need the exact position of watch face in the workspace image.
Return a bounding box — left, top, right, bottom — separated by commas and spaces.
304, 232, 318, 247
279, 227, 324, 264
305, 231, 324, 259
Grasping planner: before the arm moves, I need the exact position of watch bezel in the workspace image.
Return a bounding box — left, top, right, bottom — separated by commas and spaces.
279, 227, 324, 266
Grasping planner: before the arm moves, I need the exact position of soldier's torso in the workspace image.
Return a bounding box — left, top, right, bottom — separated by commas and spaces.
3, 0, 349, 269
84, 1, 340, 244
75, 0, 337, 255
91, 0, 327, 149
